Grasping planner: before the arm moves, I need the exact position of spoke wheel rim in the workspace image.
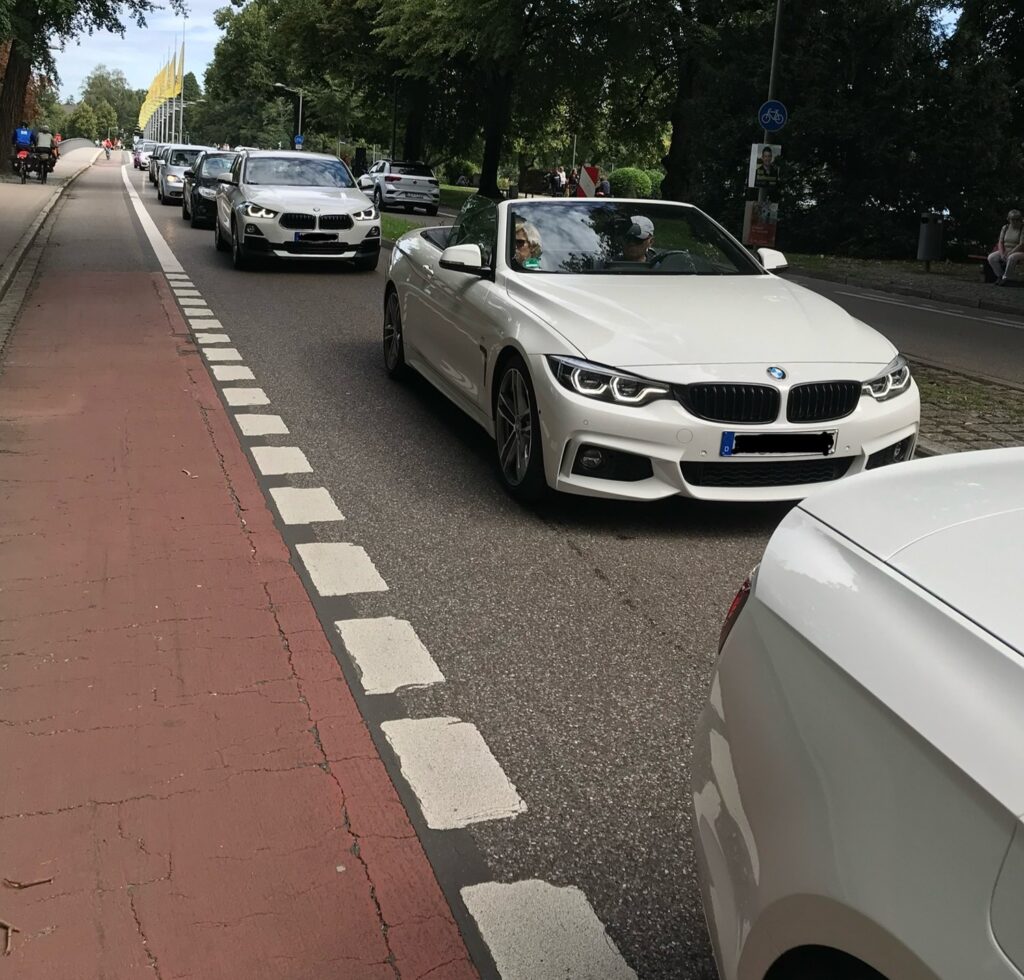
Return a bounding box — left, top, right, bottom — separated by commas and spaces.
383, 295, 402, 369
496, 368, 532, 486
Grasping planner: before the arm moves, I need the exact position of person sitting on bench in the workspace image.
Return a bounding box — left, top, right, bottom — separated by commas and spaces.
988, 209, 1024, 285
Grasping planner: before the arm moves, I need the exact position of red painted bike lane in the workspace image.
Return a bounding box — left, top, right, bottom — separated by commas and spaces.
0, 178, 476, 978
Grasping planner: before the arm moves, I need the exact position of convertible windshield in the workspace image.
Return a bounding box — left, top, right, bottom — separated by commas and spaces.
507, 201, 761, 275
244, 157, 354, 187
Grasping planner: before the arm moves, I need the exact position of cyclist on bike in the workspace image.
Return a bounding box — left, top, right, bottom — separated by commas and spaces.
32, 125, 56, 173
102, 136, 113, 159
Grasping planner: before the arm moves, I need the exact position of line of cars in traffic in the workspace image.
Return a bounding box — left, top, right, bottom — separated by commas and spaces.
129, 138, 1023, 980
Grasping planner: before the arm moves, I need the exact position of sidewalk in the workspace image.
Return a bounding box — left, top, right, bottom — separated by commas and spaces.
0, 163, 475, 979
0, 147, 98, 299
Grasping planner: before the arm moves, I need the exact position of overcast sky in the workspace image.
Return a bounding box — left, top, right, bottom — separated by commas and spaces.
54, 0, 221, 101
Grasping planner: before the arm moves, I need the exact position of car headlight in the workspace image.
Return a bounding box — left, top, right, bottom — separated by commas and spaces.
353, 206, 378, 220
198, 186, 217, 199
242, 203, 278, 219
547, 356, 670, 406
165, 175, 181, 183
862, 355, 912, 401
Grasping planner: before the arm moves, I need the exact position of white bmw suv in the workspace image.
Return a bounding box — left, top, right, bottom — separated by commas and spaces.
214, 150, 381, 270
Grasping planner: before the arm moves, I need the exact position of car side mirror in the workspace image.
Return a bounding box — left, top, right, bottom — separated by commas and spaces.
757, 247, 788, 271
183, 169, 194, 179
357, 175, 371, 188
217, 174, 237, 186
439, 243, 488, 276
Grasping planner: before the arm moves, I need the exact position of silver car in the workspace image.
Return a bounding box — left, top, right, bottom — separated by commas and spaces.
214, 150, 381, 271
156, 145, 209, 205
148, 144, 169, 184
356, 159, 440, 216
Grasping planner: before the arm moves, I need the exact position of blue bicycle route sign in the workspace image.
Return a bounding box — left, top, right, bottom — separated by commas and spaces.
758, 100, 788, 132
294, 134, 304, 147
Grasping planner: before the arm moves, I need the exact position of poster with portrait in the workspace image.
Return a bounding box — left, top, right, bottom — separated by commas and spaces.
748, 143, 782, 189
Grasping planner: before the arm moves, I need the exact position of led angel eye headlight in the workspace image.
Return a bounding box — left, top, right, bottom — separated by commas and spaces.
863, 355, 912, 401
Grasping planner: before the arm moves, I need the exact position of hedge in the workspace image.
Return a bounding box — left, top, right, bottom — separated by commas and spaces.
608, 167, 652, 198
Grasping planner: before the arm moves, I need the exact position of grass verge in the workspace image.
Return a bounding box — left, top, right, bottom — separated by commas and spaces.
381, 214, 420, 241
786, 251, 984, 283
439, 184, 475, 210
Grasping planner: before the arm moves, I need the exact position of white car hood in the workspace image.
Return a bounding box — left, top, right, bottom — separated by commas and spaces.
506, 274, 896, 369
242, 185, 370, 210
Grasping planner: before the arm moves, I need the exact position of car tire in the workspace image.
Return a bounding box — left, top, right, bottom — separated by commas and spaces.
230, 220, 250, 270
182, 194, 190, 220
189, 199, 202, 229
373, 187, 384, 212
426, 206, 439, 216
493, 353, 547, 504
383, 290, 408, 379
214, 218, 229, 252
353, 253, 379, 272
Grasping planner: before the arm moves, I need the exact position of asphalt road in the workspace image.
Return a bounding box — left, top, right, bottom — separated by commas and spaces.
114, 159, 1024, 978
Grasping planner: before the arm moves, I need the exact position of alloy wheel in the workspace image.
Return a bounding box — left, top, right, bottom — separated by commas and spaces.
383, 294, 402, 371
495, 368, 533, 486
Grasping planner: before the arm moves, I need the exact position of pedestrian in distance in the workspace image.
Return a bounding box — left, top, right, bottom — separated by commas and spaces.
989, 210, 1024, 285
595, 172, 611, 197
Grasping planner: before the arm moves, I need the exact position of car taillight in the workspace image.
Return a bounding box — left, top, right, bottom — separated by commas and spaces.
718, 568, 756, 653
385, 175, 402, 183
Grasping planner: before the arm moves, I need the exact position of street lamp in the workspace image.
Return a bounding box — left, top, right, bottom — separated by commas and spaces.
273, 82, 303, 149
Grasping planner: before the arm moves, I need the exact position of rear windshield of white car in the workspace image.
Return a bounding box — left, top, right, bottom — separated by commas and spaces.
507, 202, 761, 275
244, 157, 354, 187
390, 163, 434, 178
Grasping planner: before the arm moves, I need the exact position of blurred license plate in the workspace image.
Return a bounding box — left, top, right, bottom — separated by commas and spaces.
294, 232, 337, 242
720, 431, 837, 457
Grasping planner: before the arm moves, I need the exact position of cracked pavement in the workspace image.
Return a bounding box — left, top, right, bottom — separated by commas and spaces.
0, 163, 475, 980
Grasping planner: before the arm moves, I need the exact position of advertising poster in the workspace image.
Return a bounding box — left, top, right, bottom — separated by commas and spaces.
748, 143, 781, 189
743, 200, 779, 247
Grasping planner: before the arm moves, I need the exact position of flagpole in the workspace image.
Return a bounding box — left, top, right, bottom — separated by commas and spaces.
179, 16, 187, 144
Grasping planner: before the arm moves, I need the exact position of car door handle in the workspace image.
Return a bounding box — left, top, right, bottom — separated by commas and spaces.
423, 264, 434, 276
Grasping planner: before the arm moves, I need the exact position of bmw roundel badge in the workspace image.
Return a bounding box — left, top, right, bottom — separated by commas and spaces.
767, 366, 787, 380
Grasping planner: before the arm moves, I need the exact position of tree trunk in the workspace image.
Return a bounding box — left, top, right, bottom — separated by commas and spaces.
478, 69, 512, 200
0, 38, 32, 151
402, 84, 428, 161
660, 55, 696, 204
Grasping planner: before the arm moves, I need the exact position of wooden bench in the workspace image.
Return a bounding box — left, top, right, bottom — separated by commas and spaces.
968, 252, 997, 283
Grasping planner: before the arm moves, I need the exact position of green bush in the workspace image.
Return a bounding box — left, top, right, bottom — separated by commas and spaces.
645, 170, 664, 199
608, 167, 652, 198
441, 158, 474, 184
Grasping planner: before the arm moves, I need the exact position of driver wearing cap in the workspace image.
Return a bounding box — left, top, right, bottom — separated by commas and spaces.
618, 215, 656, 262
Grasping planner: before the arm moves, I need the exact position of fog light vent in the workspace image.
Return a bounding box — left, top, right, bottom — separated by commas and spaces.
571, 445, 653, 482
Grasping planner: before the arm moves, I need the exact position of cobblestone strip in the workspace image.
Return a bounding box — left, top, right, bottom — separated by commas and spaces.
912, 361, 1024, 454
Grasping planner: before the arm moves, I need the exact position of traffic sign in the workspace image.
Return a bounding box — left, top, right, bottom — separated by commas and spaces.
294, 134, 304, 148
758, 100, 788, 132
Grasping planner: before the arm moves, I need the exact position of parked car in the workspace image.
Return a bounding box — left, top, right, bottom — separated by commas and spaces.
692, 446, 1024, 980
133, 140, 155, 170
356, 159, 440, 215
214, 150, 380, 271
382, 195, 920, 502
156, 145, 209, 205
182, 150, 239, 227
148, 144, 169, 184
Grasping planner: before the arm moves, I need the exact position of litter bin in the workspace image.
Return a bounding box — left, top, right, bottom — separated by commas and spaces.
917, 212, 944, 263
506, 183, 519, 200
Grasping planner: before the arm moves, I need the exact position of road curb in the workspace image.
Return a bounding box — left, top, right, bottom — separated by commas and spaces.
914, 436, 954, 458
782, 265, 1024, 319
0, 151, 99, 305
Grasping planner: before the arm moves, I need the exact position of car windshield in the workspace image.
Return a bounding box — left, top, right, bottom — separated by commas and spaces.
507, 201, 761, 276
391, 163, 433, 177
169, 149, 201, 167
244, 157, 354, 187
200, 154, 237, 176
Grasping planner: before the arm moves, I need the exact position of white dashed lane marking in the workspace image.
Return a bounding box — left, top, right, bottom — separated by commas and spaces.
178, 298, 209, 308
186, 308, 215, 317
295, 542, 388, 595
211, 365, 253, 381
268, 486, 345, 524
203, 348, 243, 362
336, 616, 444, 695
173, 289, 201, 298
235, 413, 288, 435
381, 717, 525, 830
191, 318, 222, 330
461, 880, 637, 980
165, 272, 189, 279
250, 446, 312, 475
195, 333, 231, 344
223, 387, 270, 406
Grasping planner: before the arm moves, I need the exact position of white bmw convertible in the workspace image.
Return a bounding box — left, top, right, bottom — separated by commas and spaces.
383, 196, 920, 503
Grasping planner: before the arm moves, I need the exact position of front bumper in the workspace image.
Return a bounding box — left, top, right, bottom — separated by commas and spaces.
528, 355, 921, 502
239, 210, 381, 260
162, 181, 184, 199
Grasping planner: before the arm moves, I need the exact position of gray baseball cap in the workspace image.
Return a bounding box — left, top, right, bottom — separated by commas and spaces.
627, 216, 655, 240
